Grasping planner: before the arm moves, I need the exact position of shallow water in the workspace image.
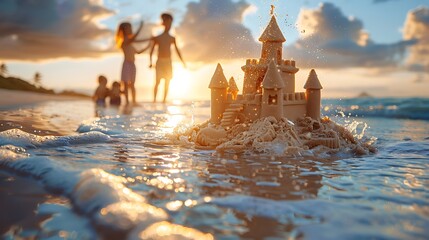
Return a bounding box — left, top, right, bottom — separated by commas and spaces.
0, 99, 428, 239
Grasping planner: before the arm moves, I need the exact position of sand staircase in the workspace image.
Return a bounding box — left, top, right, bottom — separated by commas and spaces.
220, 103, 244, 129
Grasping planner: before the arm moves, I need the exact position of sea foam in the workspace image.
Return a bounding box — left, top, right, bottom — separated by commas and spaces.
0, 128, 110, 148
0, 149, 212, 239
76, 118, 127, 136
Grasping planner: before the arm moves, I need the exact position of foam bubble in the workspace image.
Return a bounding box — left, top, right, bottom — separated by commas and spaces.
96, 202, 168, 232
128, 221, 214, 240
77, 123, 119, 136
0, 129, 110, 148
76, 118, 125, 136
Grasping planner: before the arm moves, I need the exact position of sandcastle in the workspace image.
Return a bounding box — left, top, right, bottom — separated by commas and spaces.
166, 15, 376, 155
209, 16, 322, 128
203, 16, 339, 150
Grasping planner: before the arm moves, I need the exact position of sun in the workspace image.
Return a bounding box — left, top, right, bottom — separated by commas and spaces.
169, 64, 192, 100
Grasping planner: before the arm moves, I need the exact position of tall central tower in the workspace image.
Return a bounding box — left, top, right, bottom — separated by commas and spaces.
259, 16, 286, 63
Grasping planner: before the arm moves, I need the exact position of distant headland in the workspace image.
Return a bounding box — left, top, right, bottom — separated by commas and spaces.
0, 74, 89, 98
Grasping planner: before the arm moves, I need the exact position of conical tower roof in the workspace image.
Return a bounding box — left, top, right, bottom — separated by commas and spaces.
259, 16, 286, 42
304, 69, 323, 90
262, 60, 284, 89
228, 77, 239, 92
209, 63, 229, 89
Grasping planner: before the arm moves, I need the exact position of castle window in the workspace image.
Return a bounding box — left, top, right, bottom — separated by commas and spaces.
268, 94, 278, 105
277, 49, 282, 62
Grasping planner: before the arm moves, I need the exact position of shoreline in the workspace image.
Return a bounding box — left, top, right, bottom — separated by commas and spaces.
0, 89, 89, 110
0, 89, 91, 135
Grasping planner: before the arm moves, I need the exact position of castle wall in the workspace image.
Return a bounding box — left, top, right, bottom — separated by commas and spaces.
282, 92, 307, 121
283, 92, 306, 103
242, 59, 267, 95
242, 94, 262, 121
282, 104, 306, 121
278, 60, 298, 94
261, 89, 284, 120
242, 71, 259, 95
281, 72, 295, 93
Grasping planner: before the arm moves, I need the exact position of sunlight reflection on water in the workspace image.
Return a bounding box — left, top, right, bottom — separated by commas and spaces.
0, 99, 428, 239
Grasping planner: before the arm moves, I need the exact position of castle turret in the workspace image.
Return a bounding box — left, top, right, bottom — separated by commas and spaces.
228, 77, 239, 100
304, 69, 323, 120
261, 60, 284, 120
241, 16, 286, 96
259, 16, 286, 63
209, 63, 229, 124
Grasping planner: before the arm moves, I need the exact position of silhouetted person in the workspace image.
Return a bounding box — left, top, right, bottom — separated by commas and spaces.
149, 13, 186, 103
110, 81, 122, 106
93, 75, 109, 107
116, 21, 151, 105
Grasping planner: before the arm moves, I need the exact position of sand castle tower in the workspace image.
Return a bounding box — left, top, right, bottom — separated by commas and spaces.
209, 63, 229, 124
242, 16, 286, 95
228, 77, 239, 100
261, 16, 300, 94
242, 16, 299, 97
304, 69, 323, 120
260, 16, 286, 63
261, 60, 285, 119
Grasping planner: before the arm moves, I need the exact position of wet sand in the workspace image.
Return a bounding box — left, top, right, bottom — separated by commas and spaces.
0, 89, 92, 135
0, 89, 87, 110
0, 169, 49, 235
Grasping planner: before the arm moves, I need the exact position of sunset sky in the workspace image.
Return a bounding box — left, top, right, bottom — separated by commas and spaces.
1, 0, 428, 101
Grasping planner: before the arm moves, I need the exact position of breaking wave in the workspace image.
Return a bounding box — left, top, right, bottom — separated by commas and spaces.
323, 98, 429, 120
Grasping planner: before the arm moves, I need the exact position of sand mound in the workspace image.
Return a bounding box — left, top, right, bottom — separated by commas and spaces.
165, 116, 376, 157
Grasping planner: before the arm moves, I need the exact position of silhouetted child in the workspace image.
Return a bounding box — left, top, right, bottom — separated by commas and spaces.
93, 75, 109, 107
149, 13, 186, 103
110, 81, 122, 106
116, 21, 151, 105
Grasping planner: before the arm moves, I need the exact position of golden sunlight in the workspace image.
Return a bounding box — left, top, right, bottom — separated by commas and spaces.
159, 105, 186, 134
169, 65, 192, 99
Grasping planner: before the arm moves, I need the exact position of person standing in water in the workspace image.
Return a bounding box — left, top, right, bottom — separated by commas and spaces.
93, 75, 109, 107
109, 81, 122, 106
116, 21, 151, 105
149, 13, 186, 103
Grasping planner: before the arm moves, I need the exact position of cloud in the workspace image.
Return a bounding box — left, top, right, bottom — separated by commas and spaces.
285, 3, 415, 69
403, 6, 429, 73
0, 0, 114, 60
176, 0, 258, 62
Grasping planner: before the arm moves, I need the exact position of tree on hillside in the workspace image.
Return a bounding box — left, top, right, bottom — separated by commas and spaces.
0, 63, 7, 76
34, 72, 42, 88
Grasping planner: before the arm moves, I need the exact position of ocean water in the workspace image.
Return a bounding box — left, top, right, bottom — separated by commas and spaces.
0, 98, 428, 239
